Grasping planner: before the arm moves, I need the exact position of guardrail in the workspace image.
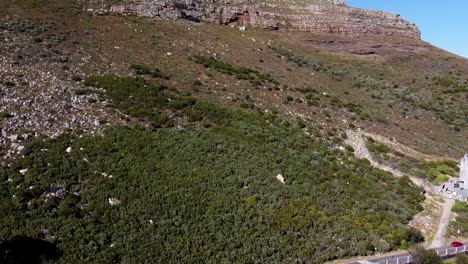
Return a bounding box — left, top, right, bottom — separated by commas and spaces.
436, 245, 467, 258
352, 244, 467, 264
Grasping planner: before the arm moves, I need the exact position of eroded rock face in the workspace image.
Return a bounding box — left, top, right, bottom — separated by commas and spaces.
84, 0, 420, 38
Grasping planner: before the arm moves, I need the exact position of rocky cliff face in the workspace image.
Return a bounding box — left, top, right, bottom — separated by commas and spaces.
86, 0, 420, 38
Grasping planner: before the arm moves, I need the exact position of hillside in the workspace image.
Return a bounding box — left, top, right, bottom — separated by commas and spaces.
0, 0, 467, 263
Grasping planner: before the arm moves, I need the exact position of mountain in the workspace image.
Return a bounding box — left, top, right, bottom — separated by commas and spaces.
0, 0, 466, 263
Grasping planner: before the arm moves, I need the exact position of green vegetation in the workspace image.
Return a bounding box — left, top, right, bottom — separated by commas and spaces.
433, 76, 468, 93
409, 247, 442, 264
0, 19, 48, 36
0, 19, 66, 43
239, 95, 255, 109
363, 135, 459, 185
296, 87, 321, 106
432, 174, 449, 186
0, 75, 426, 263
450, 214, 468, 238
270, 46, 347, 81
422, 160, 458, 184
452, 201, 468, 213
84, 75, 178, 127
130, 64, 170, 80
353, 75, 467, 130
192, 54, 279, 86
455, 253, 468, 264
74, 88, 98, 96
365, 137, 390, 158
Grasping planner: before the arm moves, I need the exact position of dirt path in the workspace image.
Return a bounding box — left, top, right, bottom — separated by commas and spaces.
345, 129, 452, 248
430, 198, 455, 248
345, 130, 433, 193
362, 131, 456, 162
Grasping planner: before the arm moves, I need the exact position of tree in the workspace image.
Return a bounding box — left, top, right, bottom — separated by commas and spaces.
409, 247, 442, 264
377, 239, 390, 252
456, 253, 468, 264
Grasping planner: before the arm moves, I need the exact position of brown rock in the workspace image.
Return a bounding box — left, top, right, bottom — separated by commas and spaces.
84, 0, 420, 38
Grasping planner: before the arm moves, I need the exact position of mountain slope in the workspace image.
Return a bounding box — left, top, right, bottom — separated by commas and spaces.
0, 1, 466, 263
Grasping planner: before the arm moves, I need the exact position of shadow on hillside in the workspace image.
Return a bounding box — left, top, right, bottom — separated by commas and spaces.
0, 236, 61, 264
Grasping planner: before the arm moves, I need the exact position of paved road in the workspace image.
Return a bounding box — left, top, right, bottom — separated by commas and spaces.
347, 243, 467, 264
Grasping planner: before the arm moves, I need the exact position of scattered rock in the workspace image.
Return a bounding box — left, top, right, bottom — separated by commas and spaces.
276, 174, 285, 184
108, 198, 122, 206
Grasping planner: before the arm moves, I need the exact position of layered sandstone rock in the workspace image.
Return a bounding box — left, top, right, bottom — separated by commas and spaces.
84, 0, 420, 38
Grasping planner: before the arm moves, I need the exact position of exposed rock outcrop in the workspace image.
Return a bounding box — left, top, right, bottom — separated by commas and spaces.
84, 0, 420, 38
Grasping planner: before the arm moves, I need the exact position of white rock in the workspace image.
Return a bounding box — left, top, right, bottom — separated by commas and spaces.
108, 198, 121, 206
66, 147, 72, 153
276, 174, 285, 184
149, 219, 154, 224
239, 26, 246, 31
19, 169, 28, 175
166, 52, 172, 56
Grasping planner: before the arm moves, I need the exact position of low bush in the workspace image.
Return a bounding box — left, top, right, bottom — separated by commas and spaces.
452, 201, 468, 213
84, 75, 173, 127
270, 47, 347, 81
192, 54, 278, 86
366, 138, 390, 155
130, 64, 170, 80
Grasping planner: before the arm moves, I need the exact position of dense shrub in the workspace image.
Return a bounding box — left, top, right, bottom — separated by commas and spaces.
0, 75, 425, 263
84, 75, 177, 127
0, 121, 424, 263
409, 247, 442, 264
366, 138, 390, 155
452, 201, 468, 213
422, 160, 458, 184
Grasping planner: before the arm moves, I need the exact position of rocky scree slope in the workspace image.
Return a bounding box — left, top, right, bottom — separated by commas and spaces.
84, 0, 420, 38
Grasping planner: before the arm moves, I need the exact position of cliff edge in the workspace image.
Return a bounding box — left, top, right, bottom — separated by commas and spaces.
84, 0, 421, 38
